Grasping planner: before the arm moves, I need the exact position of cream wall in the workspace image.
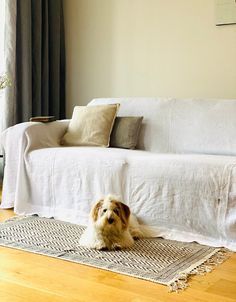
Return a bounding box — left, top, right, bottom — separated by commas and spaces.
64, 0, 236, 116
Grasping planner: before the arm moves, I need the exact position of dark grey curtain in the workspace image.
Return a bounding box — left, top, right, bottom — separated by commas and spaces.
16, 0, 65, 122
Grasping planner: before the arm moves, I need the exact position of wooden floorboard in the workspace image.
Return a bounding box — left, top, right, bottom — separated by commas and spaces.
0, 207, 236, 301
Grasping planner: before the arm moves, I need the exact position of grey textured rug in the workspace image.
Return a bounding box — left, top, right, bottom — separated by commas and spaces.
0, 216, 228, 291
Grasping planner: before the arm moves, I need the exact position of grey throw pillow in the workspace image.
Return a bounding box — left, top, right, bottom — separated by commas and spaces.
110, 116, 143, 149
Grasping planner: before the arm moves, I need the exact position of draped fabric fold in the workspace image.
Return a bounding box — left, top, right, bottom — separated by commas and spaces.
2, 0, 65, 133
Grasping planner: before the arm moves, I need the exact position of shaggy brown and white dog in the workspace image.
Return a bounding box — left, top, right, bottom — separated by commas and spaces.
79, 195, 143, 250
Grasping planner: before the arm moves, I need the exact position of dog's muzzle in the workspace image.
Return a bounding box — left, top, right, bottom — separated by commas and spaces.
107, 218, 114, 224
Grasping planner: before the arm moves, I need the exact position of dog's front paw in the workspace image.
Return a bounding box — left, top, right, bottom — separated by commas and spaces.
93, 243, 107, 250
130, 228, 144, 240
79, 235, 107, 250
111, 243, 122, 251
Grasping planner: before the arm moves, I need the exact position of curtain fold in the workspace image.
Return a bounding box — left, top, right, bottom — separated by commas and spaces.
16, 0, 65, 122
2, 0, 17, 131
4, 0, 65, 127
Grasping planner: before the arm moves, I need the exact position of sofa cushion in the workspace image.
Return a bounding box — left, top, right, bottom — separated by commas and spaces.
88, 98, 170, 152
89, 98, 236, 156
110, 116, 143, 149
61, 104, 119, 147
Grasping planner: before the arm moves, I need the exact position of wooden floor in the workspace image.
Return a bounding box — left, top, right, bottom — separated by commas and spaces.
0, 208, 236, 301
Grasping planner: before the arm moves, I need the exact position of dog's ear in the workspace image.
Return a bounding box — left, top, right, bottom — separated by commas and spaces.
91, 200, 103, 222
120, 202, 130, 219
117, 202, 130, 229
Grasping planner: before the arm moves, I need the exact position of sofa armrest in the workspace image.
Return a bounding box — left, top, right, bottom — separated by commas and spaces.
0, 120, 69, 208
24, 120, 70, 151
1, 120, 69, 153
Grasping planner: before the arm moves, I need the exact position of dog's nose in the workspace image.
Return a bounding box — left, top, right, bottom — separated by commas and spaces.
108, 218, 114, 224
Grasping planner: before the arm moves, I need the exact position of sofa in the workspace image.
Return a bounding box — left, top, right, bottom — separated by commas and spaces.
1, 97, 236, 251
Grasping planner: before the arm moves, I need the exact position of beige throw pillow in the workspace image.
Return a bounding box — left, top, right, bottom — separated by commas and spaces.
61, 104, 119, 147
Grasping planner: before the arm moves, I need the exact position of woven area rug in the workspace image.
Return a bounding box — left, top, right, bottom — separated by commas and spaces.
0, 216, 229, 291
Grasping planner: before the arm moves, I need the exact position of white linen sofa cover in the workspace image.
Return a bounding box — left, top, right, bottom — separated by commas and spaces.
1, 98, 236, 251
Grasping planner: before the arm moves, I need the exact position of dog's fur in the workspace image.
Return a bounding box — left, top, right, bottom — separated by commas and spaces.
79, 195, 143, 250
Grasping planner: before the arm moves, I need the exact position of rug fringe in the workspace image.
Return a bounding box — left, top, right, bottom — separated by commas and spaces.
168, 248, 230, 292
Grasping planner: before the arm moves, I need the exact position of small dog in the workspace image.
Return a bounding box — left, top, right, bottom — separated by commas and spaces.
79, 195, 143, 250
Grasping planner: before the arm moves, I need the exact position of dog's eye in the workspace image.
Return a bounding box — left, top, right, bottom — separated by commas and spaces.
114, 208, 119, 215
103, 209, 107, 213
